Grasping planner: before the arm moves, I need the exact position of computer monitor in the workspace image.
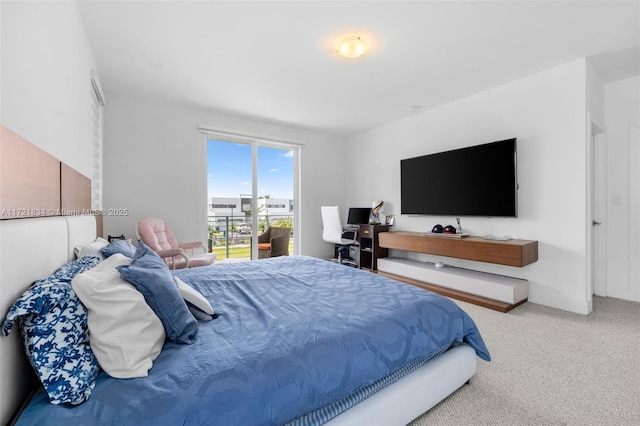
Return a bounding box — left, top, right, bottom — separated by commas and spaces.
346, 207, 371, 226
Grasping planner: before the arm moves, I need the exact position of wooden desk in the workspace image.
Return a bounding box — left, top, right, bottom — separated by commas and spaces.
358, 224, 389, 271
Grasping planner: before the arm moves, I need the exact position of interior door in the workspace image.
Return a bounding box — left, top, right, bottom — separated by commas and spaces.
591, 130, 607, 297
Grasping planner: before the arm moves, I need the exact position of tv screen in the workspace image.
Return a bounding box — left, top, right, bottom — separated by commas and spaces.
400, 138, 517, 217
347, 207, 372, 225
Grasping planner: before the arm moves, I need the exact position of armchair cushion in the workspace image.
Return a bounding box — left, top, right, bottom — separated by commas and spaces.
185, 253, 216, 268
179, 241, 206, 253
137, 217, 180, 251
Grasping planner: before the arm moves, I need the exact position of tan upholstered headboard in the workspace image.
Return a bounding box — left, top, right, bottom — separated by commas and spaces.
0, 125, 94, 221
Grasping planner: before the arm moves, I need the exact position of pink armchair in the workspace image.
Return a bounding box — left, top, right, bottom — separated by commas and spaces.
136, 217, 216, 269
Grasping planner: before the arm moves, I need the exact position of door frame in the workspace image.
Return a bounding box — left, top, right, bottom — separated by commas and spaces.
586, 113, 607, 307
199, 126, 302, 260
629, 122, 640, 301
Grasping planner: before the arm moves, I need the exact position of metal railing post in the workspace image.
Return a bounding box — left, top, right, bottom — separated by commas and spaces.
225, 216, 230, 259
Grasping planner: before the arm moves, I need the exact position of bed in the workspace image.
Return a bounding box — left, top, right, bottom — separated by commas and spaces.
1, 214, 490, 426
0, 125, 490, 425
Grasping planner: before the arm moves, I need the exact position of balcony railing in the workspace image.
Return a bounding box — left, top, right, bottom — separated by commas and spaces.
208, 214, 293, 260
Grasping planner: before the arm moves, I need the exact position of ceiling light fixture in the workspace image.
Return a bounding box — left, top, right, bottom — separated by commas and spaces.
336, 36, 367, 59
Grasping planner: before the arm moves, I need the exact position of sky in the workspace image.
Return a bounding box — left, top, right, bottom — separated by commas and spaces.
207, 139, 294, 199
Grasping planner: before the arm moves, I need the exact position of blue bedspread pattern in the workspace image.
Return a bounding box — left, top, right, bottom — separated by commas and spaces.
18, 256, 489, 426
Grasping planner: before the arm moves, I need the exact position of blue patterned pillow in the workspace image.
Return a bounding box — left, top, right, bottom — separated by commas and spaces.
117, 241, 198, 344
2, 256, 101, 405
101, 239, 136, 259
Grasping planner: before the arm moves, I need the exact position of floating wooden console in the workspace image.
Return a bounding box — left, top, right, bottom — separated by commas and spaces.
378, 258, 528, 313
377, 231, 538, 312
378, 232, 538, 267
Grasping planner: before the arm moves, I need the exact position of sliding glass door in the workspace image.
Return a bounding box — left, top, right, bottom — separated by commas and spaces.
206, 136, 297, 260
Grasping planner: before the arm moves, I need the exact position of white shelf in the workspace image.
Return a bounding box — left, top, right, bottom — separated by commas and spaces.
377, 257, 528, 305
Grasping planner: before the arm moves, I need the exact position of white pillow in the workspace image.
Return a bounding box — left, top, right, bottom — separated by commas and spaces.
74, 237, 110, 260
174, 277, 215, 321
71, 254, 166, 378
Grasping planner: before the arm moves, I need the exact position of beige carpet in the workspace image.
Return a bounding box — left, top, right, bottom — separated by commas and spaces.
409, 296, 640, 426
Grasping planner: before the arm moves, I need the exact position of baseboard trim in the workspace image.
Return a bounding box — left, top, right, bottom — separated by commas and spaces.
528, 288, 592, 315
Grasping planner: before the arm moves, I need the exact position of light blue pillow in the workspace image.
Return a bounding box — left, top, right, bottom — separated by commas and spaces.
101, 239, 136, 259
117, 241, 198, 344
2, 256, 101, 405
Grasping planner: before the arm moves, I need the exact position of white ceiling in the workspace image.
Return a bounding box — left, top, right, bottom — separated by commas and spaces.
77, 0, 640, 137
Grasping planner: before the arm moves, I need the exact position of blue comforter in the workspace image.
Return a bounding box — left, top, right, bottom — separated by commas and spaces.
18, 256, 490, 425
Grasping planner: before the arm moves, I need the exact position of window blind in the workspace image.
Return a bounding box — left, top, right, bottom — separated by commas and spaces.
90, 73, 105, 210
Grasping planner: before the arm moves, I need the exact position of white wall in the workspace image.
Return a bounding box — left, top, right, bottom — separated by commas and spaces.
1, 1, 97, 177
345, 59, 591, 314
3, 0, 625, 314
604, 76, 640, 301
103, 96, 346, 258
0, 4, 97, 422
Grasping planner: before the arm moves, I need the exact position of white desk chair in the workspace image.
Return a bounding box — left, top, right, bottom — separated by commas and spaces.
321, 206, 358, 266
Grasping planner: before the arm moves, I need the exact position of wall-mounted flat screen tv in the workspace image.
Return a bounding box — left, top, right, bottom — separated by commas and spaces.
400, 138, 517, 217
